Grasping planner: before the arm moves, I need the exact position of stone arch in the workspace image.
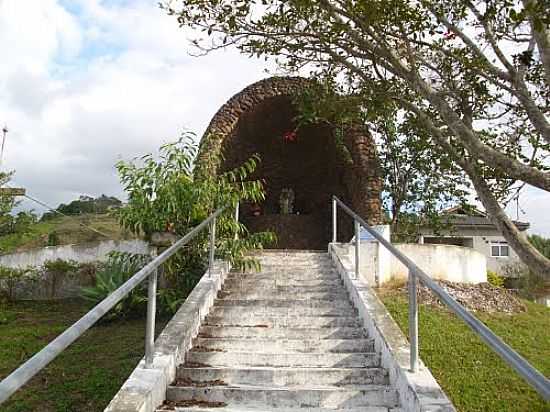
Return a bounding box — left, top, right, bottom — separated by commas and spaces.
196, 76, 383, 249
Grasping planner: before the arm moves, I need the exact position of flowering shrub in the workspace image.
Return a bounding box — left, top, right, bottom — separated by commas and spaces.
282, 130, 297, 143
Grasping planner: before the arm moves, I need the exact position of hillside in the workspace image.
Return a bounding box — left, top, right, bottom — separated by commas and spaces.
0, 213, 133, 255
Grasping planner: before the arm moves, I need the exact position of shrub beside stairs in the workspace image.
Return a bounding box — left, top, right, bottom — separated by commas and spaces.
157, 251, 402, 411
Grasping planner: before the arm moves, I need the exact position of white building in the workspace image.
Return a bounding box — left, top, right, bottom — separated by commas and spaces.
418, 206, 529, 275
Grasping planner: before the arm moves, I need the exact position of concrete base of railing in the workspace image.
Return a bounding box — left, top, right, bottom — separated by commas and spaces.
104, 260, 231, 412
329, 243, 456, 412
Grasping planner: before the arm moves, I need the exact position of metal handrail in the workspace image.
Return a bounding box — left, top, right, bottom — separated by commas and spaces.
0, 206, 228, 405
331, 196, 550, 401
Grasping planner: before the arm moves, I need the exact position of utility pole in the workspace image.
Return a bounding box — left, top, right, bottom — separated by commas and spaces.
0, 124, 26, 198
0, 125, 7, 169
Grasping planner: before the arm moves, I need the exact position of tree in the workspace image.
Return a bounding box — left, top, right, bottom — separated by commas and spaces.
116, 132, 275, 280
294, 80, 470, 240
0, 171, 19, 235
165, 0, 550, 278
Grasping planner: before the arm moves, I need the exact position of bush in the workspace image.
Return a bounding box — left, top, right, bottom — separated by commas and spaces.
116, 133, 276, 274
0, 265, 40, 301
80, 252, 151, 320
47, 231, 60, 246
487, 271, 504, 288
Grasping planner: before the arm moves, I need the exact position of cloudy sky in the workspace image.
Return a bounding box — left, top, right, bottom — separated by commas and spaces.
1, 0, 549, 236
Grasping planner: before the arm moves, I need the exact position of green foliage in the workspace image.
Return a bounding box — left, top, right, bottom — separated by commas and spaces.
12, 211, 38, 235
294, 81, 470, 237
487, 270, 504, 288
116, 131, 275, 273
165, 0, 550, 276
51, 195, 122, 218
81, 252, 151, 320
528, 234, 550, 260
43, 258, 80, 276
0, 171, 23, 236
0, 266, 39, 301
47, 231, 59, 246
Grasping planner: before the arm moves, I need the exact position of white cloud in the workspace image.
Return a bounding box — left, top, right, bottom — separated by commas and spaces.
1, 0, 268, 213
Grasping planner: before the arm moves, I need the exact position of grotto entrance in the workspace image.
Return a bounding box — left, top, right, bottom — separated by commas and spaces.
196, 77, 383, 250
221, 95, 351, 249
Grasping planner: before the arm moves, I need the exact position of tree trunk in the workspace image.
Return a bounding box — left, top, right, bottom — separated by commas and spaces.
462, 161, 550, 280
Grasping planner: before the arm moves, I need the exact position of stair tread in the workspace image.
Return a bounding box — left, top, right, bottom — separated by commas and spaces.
160, 409, 397, 412
170, 384, 394, 391
159, 407, 397, 412
178, 366, 385, 372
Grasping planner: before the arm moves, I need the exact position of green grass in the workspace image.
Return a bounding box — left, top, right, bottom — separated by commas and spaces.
379, 290, 550, 412
0, 214, 131, 254
0, 299, 168, 412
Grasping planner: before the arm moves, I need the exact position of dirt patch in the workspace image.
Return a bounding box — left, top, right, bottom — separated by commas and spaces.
192, 346, 223, 352
182, 361, 211, 368
159, 400, 227, 410
175, 377, 227, 387
382, 280, 526, 313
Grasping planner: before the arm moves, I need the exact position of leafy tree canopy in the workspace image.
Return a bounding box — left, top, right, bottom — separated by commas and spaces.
164, 0, 550, 278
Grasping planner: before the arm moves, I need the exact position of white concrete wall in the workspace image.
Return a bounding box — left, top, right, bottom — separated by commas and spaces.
0, 239, 151, 269
339, 240, 487, 286
389, 244, 487, 284
419, 227, 524, 275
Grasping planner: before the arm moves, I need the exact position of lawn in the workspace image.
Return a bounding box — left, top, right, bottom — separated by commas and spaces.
0, 214, 131, 254
379, 290, 550, 412
0, 299, 168, 412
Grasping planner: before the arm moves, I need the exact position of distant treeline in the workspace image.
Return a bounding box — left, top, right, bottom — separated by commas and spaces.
41, 195, 122, 221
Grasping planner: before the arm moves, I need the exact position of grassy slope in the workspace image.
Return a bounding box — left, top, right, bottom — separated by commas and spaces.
379, 290, 550, 412
0, 300, 167, 412
0, 214, 130, 254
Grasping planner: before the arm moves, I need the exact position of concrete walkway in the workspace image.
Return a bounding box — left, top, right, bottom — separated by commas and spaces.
157, 251, 401, 411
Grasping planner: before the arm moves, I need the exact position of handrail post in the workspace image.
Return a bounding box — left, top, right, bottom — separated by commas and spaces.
234, 202, 239, 240
354, 219, 360, 280
144, 268, 158, 368
409, 270, 419, 372
332, 198, 337, 243
209, 217, 217, 277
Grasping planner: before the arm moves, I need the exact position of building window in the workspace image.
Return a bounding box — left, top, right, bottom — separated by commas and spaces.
491, 241, 509, 257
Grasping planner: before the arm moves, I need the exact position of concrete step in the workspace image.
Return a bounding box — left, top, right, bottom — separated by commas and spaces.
223, 284, 343, 293
205, 315, 361, 328
218, 290, 348, 301
176, 366, 389, 387
165, 385, 398, 409
192, 338, 375, 353
159, 407, 400, 412
254, 253, 330, 262
229, 270, 338, 279
209, 306, 355, 318
248, 265, 336, 273
223, 278, 343, 288
197, 326, 366, 339
185, 352, 380, 368
214, 299, 354, 310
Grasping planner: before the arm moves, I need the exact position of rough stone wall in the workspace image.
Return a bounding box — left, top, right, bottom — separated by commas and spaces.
195, 76, 383, 248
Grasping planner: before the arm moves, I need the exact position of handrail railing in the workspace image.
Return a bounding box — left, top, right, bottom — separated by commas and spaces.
331, 196, 550, 401
0, 206, 230, 405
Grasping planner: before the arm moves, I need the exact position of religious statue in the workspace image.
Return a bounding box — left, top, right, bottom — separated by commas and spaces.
279, 188, 295, 215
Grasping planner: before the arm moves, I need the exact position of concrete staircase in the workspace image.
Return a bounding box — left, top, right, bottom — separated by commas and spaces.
158, 251, 401, 411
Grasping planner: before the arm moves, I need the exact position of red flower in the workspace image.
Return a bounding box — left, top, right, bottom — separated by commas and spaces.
283, 131, 297, 143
